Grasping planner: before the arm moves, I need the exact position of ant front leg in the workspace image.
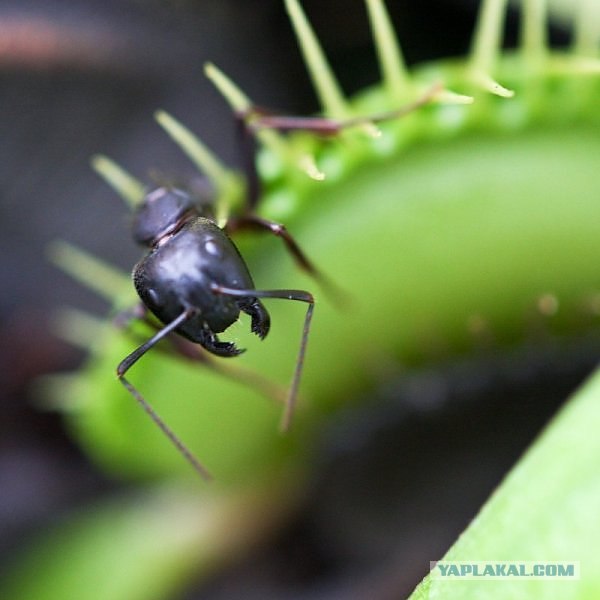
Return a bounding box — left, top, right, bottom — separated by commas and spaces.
115, 302, 285, 407
116, 307, 212, 480
211, 283, 314, 432
225, 215, 319, 279
237, 296, 270, 340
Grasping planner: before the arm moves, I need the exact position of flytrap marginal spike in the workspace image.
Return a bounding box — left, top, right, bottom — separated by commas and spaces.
364, 0, 411, 100
284, 0, 349, 118
91, 155, 146, 209
47, 240, 131, 303
205, 62, 291, 161
154, 111, 232, 193
204, 62, 304, 177
51, 307, 108, 350
469, 0, 515, 98
366, 1, 472, 106
573, 0, 600, 58
155, 110, 240, 225
204, 62, 251, 113
520, 0, 548, 67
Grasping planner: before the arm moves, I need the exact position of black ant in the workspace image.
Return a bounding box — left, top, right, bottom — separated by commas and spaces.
116, 86, 440, 480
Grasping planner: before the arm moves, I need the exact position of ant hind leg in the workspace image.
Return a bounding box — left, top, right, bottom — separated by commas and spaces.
116, 308, 213, 480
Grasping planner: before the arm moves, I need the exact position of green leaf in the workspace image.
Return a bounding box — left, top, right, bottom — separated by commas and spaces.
411, 365, 600, 598
0, 481, 300, 600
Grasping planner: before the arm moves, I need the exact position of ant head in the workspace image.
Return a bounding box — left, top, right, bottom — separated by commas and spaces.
132, 187, 195, 247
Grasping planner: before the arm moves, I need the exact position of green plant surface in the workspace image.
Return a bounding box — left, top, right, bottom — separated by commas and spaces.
8, 0, 600, 598
410, 365, 600, 600
0, 480, 302, 600
48, 13, 600, 485
47, 99, 600, 485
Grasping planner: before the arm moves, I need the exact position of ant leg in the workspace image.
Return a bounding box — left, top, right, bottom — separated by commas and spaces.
225, 215, 346, 304
115, 304, 285, 405
234, 112, 262, 209
116, 308, 212, 480
234, 84, 439, 210
210, 283, 314, 432
240, 82, 441, 136
114, 303, 214, 365
230, 86, 439, 295
200, 327, 245, 358
237, 297, 270, 340
225, 215, 318, 277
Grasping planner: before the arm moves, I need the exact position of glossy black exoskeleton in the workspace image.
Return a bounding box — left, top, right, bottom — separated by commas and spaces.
117, 186, 315, 479
115, 85, 440, 479
132, 188, 270, 355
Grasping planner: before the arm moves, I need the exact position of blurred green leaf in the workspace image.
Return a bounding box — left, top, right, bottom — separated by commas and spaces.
0, 481, 300, 600
61, 123, 600, 481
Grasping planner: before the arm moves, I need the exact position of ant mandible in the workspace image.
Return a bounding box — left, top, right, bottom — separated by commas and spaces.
116, 86, 439, 480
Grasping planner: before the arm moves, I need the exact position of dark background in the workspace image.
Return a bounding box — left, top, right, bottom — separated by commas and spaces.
0, 2, 589, 599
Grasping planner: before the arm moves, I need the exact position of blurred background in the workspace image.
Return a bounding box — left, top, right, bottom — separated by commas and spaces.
0, 1, 595, 598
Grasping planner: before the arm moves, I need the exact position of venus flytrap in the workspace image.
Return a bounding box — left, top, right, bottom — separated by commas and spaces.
50, 0, 600, 497
8, 0, 600, 598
